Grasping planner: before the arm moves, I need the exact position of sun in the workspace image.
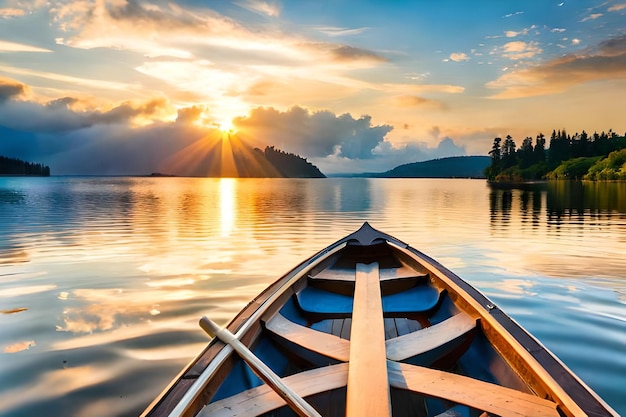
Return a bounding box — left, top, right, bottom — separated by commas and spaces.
216, 117, 236, 133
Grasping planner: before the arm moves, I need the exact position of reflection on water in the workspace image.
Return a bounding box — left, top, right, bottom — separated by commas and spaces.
488, 181, 626, 278
0, 177, 624, 416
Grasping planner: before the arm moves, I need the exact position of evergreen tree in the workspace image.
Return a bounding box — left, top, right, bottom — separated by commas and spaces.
533, 133, 546, 164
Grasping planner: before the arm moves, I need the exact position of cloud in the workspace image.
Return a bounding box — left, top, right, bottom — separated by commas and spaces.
312, 137, 467, 174
505, 25, 536, 38
0, 91, 171, 133
487, 34, 626, 98
316, 26, 369, 37
234, 106, 392, 160
0, 77, 27, 101
393, 95, 446, 110
235, 0, 281, 17
500, 41, 542, 60
449, 52, 469, 62
0, 40, 53, 53
330, 45, 387, 63
0, 8, 25, 18
580, 13, 603, 22
608, 4, 626, 12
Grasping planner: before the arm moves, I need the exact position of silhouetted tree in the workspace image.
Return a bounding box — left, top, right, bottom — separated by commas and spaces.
502, 135, 517, 168
533, 133, 546, 164
519, 136, 534, 168
0, 155, 51, 176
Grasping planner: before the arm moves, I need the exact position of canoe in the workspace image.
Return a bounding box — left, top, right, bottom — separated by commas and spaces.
142, 222, 617, 417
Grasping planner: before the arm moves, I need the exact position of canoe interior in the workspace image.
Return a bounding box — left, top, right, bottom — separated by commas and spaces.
206, 243, 528, 416
143, 224, 617, 417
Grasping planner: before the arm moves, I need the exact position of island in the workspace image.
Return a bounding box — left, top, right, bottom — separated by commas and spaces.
0, 155, 50, 176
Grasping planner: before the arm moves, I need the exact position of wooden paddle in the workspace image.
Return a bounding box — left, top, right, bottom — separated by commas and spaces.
199, 317, 322, 417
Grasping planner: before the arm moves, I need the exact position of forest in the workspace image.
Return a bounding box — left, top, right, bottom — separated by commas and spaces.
0, 155, 51, 176
485, 129, 626, 182
262, 146, 325, 178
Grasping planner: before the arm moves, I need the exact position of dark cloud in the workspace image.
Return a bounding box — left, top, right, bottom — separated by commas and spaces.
394, 95, 446, 109
596, 34, 626, 56
0, 96, 168, 133
234, 106, 392, 159
0, 78, 27, 102
331, 45, 387, 63
176, 105, 204, 123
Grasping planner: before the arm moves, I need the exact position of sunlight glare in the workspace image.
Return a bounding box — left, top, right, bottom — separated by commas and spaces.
217, 117, 236, 133
220, 178, 236, 237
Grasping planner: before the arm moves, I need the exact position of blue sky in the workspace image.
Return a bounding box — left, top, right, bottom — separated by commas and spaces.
1, 0, 625, 174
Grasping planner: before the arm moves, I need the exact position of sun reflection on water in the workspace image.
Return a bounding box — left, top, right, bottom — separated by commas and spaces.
220, 178, 236, 237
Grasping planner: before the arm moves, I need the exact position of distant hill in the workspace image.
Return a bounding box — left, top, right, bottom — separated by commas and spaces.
0, 155, 50, 176
350, 156, 490, 178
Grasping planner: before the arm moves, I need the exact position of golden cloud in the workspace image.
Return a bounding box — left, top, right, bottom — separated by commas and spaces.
393, 95, 446, 110
487, 35, 626, 98
500, 41, 542, 60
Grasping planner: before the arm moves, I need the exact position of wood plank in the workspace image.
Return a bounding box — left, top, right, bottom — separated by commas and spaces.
310, 266, 423, 282
198, 364, 348, 417
385, 313, 476, 361
264, 313, 350, 362
387, 361, 560, 417
346, 262, 391, 417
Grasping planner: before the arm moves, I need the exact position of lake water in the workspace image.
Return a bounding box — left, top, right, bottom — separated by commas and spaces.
0, 177, 624, 416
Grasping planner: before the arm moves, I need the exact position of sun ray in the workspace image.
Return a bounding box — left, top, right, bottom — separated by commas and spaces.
220, 132, 239, 177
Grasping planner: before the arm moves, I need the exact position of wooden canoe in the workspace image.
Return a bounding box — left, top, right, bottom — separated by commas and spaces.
142, 222, 617, 417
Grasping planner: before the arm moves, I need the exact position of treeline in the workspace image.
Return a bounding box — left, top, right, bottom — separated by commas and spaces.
0, 155, 51, 176
486, 129, 626, 181
263, 146, 325, 178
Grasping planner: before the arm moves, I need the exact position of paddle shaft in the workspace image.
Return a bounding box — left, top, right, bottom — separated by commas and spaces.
199, 317, 322, 417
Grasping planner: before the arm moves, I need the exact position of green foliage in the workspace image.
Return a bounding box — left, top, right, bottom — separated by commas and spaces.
584, 149, 626, 181
486, 129, 626, 182
546, 157, 601, 180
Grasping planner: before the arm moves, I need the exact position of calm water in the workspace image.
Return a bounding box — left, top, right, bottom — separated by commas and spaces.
0, 177, 624, 416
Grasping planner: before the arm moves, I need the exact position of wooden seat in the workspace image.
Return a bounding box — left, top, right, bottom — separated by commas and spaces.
198, 361, 559, 417
197, 364, 349, 417
385, 313, 476, 361
265, 312, 475, 364
387, 361, 560, 417
264, 312, 350, 362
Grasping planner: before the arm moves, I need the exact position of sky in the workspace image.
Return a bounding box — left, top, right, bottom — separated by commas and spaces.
1, 0, 625, 175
